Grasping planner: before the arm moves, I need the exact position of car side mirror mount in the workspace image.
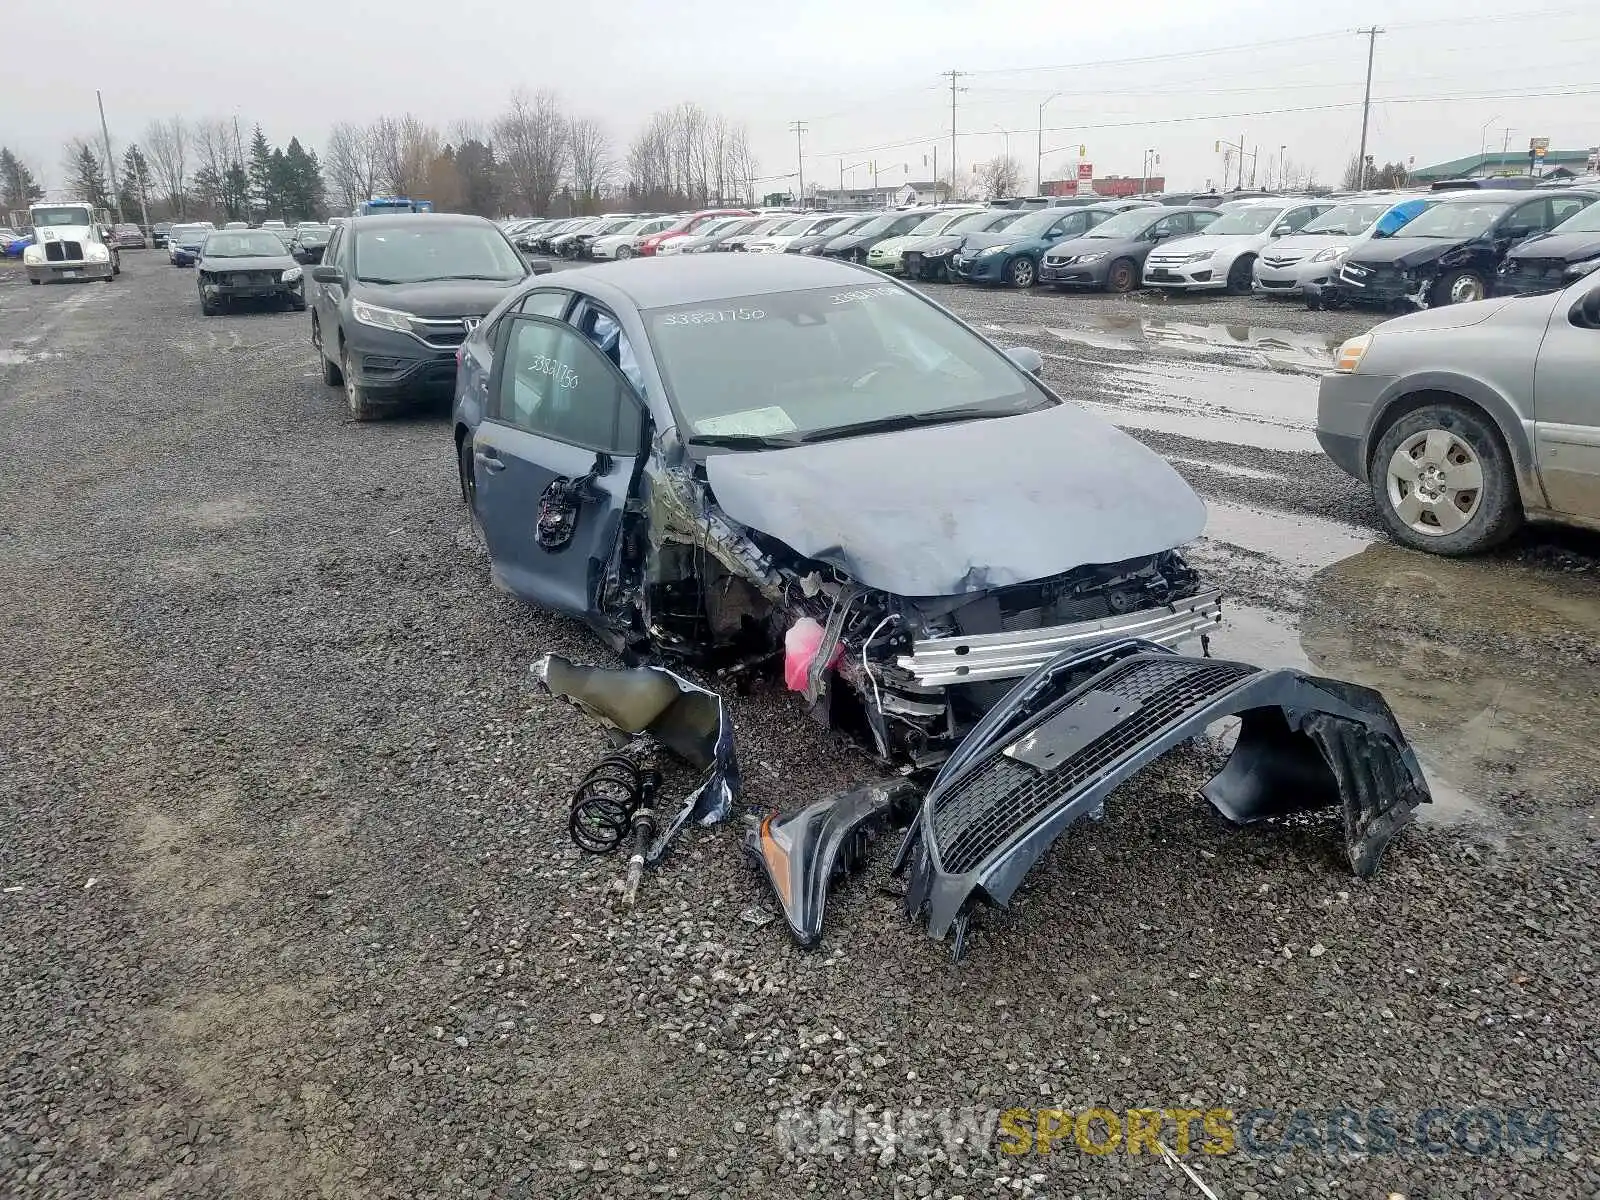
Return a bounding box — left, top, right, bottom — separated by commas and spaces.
1004, 346, 1044, 377
311, 265, 344, 285
1571, 286, 1600, 330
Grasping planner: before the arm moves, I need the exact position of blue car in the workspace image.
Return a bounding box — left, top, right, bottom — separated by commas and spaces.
168, 223, 215, 267
949, 200, 1151, 288
450, 254, 1220, 767
2, 229, 31, 258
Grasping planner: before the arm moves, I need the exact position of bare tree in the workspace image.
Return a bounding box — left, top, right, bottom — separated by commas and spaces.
324, 121, 378, 213
371, 114, 439, 197
724, 127, 758, 205
568, 117, 612, 214
144, 116, 189, 216
493, 89, 569, 216
976, 155, 1024, 199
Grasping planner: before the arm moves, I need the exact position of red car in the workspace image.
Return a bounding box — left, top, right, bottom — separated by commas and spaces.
110, 223, 147, 249
636, 208, 754, 256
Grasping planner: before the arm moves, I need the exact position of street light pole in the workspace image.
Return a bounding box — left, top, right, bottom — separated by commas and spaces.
1036, 93, 1060, 196
1478, 115, 1502, 177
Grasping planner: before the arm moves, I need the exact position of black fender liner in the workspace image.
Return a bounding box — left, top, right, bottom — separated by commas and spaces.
895, 638, 1431, 953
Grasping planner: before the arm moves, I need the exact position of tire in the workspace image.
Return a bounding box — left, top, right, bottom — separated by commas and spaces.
1006, 256, 1037, 288
615, 245, 633, 260
29, 278, 40, 285
1432, 269, 1486, 307
457, 433, 476, 507
343, 345, 379, 421
314, 318, 343, 385
1225, 255, 1254, 295
198, 287, 218, 316
111, 253, 121, 277
1368, 402, 1522, 556
1105, 258, 1138, 294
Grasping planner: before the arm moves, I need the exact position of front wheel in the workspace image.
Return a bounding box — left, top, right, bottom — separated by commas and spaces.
1006, 256, 1037, 288
615, 245, 633, 260
198, 287, 218, 315
1225, 255, 1254, 295
1433, 269, 1486, 307
1369, 403, 1522, 555
343, 345, 378, 421
1105, 258, 1138, 293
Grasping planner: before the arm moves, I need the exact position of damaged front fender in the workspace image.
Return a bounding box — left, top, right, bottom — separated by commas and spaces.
896, 638, 1431, 954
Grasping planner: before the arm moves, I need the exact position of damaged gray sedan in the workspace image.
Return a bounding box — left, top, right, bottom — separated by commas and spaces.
452, 256, 1221, 768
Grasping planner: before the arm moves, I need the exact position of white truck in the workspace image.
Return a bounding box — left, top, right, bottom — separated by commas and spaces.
22, 201, 120, 284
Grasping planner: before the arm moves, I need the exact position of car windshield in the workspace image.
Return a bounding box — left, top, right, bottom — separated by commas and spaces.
1400, 201, 1511, 238
354, 224, 524, 283
1086, 208, 1163, 238
948, 211, 1012, 233
813, 215, 870, 239
608, 220, 647, 236
773, 217, 817, 235
297, 225, 330, 237
203, 231, 288, 257
1201, 206, 1288, 235
1551, 202, 1600, 234
32, 206, 93, 227
1300, 202, 1392, 236
909, 212, 959, 235
646, 284, 1051, 443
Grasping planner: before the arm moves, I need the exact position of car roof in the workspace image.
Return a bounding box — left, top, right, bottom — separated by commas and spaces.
1434, 188, 1570, 203
553, 253, 888, 310
347, 212, 496, 231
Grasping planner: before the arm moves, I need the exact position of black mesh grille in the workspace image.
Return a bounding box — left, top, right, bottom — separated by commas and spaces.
931, 658, 1257, 874
45, 242, 82, 262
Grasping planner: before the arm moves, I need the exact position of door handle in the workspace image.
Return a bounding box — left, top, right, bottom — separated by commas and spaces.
474, 446, 506, 474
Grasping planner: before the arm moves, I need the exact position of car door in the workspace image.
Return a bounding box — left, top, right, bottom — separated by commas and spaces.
473, 314, 649, 618
1530, 279, 1600, 520
459, 288, 573, 428
313, 225, 346, 348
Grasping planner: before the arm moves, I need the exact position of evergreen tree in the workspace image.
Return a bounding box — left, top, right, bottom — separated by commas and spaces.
0, 148, 44, 210
278, 138, 323, 220
119, 144, 154, 222
224, 162, 251, 220
67, 143, 111, 212
454, 139, 499, 217
247, 124, 274, 218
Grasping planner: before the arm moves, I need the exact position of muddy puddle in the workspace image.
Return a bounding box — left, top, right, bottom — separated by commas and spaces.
1208, 544, 1600, 833
1200, 500, 1375, 572
984, 311, 1344, 374
1079, 359, 1321, 454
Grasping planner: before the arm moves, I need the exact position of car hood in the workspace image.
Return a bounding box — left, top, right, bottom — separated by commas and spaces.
1345, 236, 1461, 269
200, 254, 295, 271
1160, 232, 1263, 256
591, 234, 635, 247
351, 278, 525, 316
703, 403, 1207, 597
868, 234, 917, 255
1265, 232, 1361, 255
825, 232, 877, 251
1506, 230, 1600, 263
1372, 295, 1517, 335
958, 231, 1021, 253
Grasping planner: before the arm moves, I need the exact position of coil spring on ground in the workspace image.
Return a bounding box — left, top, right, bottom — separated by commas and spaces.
569, 753, 660, 855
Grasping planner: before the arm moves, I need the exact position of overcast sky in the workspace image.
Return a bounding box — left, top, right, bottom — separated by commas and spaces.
7, 0, 1598, 200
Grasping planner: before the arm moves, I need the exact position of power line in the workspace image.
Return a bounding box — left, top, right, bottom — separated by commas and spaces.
811, 83, 1600, 162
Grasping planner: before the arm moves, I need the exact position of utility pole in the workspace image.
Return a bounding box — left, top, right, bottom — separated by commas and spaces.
1355, 26, 1383, 189
944, 70, 966, 197
1037, 93, 1060, 197
790, 120, 807, 207
96, 90, 124, 224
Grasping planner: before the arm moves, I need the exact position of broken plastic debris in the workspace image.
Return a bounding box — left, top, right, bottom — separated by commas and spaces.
783, 617, 841, 694
533, 654, 740, 864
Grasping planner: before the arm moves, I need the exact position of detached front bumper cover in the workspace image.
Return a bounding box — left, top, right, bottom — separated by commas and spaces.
895, 637, 1431, 957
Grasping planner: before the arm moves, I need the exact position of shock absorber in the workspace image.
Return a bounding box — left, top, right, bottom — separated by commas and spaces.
568, 753, 661, 855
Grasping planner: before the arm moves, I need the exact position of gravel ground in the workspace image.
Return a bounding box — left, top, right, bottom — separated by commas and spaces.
2, 255, 1598, 1200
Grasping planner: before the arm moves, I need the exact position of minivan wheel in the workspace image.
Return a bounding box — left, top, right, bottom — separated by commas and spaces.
1006, 256, 1036, 288
1434, 269, 1486, 306
1369, 402, 1522, 555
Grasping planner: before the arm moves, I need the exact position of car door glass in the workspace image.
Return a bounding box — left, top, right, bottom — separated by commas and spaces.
514, 290, 569, 318
490, 316, 642, 455
1549, 196, 1592, 227
1192, 211, 1219, 231
1504, 201, 1546, 239
1149, 216, 1178, 239
579, 305, 646, 398
1283, 206, 1323, 232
